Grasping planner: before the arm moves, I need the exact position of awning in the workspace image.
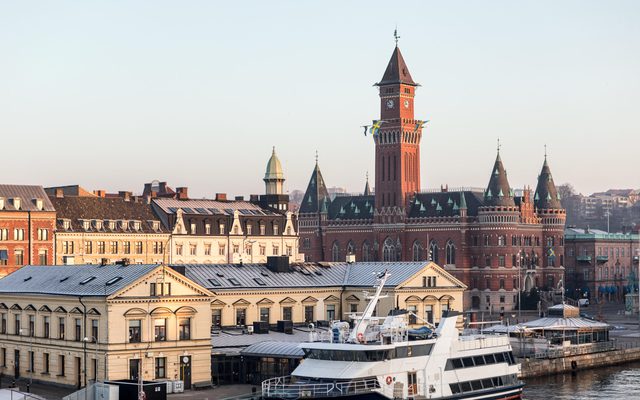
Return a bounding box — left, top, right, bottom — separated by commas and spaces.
240, 341, 304, 359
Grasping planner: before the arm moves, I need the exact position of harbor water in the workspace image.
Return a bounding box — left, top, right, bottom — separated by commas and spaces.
523, 361, 640, 399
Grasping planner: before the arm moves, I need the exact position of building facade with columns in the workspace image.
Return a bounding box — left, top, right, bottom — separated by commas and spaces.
0, 264, 213, 390
154, 149, 301, 264
298, 43, 566, 312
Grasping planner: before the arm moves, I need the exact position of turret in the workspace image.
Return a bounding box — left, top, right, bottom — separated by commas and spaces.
484, 150, 515, 207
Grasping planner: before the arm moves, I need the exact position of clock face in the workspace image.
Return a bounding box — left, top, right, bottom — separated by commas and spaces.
404, 100, 410, 108
386, 99, 394, 109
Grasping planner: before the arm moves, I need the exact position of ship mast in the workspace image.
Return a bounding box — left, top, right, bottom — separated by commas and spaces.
348, 269, 389, 343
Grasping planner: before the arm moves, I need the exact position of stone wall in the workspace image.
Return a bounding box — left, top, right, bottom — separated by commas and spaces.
520, 347, 640, 378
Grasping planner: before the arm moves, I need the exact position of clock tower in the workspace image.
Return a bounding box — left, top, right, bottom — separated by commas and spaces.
374, 45, 423, 211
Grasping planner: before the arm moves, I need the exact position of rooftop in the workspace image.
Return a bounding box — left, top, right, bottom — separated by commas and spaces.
0, 185, 55, 212
564, 227, 640, 241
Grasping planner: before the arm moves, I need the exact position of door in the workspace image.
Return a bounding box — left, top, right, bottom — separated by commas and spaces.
129, 359, 140, 381
75, 357, 82, 389
14, 350, 20, 379
408, 372, 418, 397
180, 356, 192, 389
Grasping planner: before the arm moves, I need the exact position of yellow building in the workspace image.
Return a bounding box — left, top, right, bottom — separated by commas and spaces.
0, 264, 213, 390
49, 194, 170, 265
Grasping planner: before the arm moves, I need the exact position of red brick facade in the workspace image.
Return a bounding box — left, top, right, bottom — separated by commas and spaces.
298, 46, 566, 312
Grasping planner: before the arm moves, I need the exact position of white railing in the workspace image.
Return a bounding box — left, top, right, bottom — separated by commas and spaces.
262, 376, 380, 398
452, 335, 510, 352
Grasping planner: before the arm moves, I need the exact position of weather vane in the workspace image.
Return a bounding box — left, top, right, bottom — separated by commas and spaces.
315, 150, 319, 164
394, 27, 400, 46
497, 138, 501, 153
544, 144, 547, 159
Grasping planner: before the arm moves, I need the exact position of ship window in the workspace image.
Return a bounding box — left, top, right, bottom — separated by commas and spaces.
410, 344, 432, 357
483, 354, 496, 364
451, 358, 463, 369
492, 377, 502, 387
473, 356, 485, 366
495, 352, 506, 363
481, 379, 493, 389
471, 380, 482, 391
461, 382, 472, 392
507, 352, 516, 364
462, 357, 474, 368
450, 383, 461, 394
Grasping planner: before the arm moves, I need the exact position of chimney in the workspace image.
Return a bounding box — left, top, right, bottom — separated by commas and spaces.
94, 190, 106, 198
249, 194, 259, 203
266, 256, 290, 273
143, 183, 152, 195
159, 182, 168, 193
119, 191, 132, 202
215, 193, 227, 201
176, 187, 189, 200
235, 196, 245, 201
55, 188, 64, 198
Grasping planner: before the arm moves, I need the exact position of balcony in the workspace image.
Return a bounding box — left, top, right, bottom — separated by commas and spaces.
576, 256, 592, 263
596, 256, 609, 263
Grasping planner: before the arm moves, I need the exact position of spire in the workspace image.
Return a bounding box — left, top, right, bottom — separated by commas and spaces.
364, 172, 371, 196
299, 160, 330, 214
459, 191, 467, 210
534, 152, 562, 210
375, 46, 417, 87
484, 150, 515, 207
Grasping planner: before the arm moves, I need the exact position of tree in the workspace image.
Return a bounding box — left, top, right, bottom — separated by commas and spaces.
557, 183, 576, 204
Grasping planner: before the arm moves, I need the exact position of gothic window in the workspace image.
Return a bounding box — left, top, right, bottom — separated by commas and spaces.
445, 240, 456, 265
346, 241, 355, 256
412, 241, 424, 261
498, 235, 506, 246
331, 241, 340, 262
484, 235, 490, 246
429, 241, 439, 264
362, 241, 371, 262
382, 237, 396, 262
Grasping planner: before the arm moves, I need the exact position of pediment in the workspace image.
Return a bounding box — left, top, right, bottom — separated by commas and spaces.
69, 307, 83, 314
257, 298, 274, 305
324, 295, 339, 303
10, 304, 22, 310
279, 297, 296, 305
301, 296, 318, 303
87, 308, 101, 315
54, 306, 67, 313
112, 266, 213, 299
124, 308, 147, 317
211, 299, 227, 307
0, 303, 7, 310
39, 305, 52, 312
405, 295, 422, 303
233, 299, 251, 306
345, 295, 360, 302
24, 304, 36, 311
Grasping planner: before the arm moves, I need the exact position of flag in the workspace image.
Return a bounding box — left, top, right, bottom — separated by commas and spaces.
370, 120, 383, 136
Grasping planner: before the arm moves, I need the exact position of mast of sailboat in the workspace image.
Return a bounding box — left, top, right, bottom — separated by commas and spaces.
348, 269, 389, 343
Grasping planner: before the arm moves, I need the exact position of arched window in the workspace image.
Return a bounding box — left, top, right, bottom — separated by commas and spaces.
412, 241, 424, 261
362, 241, 371, 262
498, 235, 506, 246
331, 241, 340, 262
346, 241, 355, 256
429, 241, 439, 264
383, 237, 396, 262
446, 240, 456, 265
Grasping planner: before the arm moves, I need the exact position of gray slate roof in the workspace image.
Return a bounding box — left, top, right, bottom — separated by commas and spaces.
0, 185, 55, 212
241, 341, 305, 358
181, 261, 437, 291
0, 264, 159, 297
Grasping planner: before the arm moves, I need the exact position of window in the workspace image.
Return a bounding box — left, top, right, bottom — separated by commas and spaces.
260, 307, 270, 323
74, 318, 82, 341
84, 241, 93, 254
212, 309, 222, 329
37, 229, 48, 241
0, 250, 6, 266
59, 355, 65, 376
38, 249, 48, 265
500, 296, 505, 303
498, 235, 506, 246
425, 305, 433, 324
350, 303, 358, 313
273, 224, 279, 235
43, 316, 50, 338
14, 314, 20, 335
190, 244, 197, 256
91, 319, 98, 341
272, 245, 279, 256
97, 241, 105, 254
218, 245, 225, 256
246, 224, 252, 235
155, 357, 166, 379
236, 309, 246, 326
259, 245, 266, 256
29, 351, 34, 373
485, 256, 492, 267
429, 241, 438, 263
326, 304, 336, 320
282, 307, 292, 321
446, 241, 456, 265
0, 229, 8, 241
204, 244, 211, 256
43, 352, 50, 374
305, 305, 314, 323
499, 279, 505, 290
190, 223, 196, 234
123, 241, 130, 254
15, 250, 24, 266
179, 318, 191, 340
232, 244, 239, 254
135, 242, 143, 254
1, 347, 5, 367
110, 241, 118, 254
498, 255, 505, 267
29, 315, 35, 336
14, 229, 25, 241
59, 317, 65, 339
153, 242, 163, 254
1, 313, 6, 334
260, 224, 266, 235
154, 319, 166, 341
219, 223, 225, 235
128, 320, 141, 343
205, 223, 211, 235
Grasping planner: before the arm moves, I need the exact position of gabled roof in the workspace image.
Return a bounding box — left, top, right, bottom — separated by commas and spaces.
0, 264, 160, 297
376, 46, 417, 87
534, 157, 562, 210
299, 163, 331, 214
0, 185, 55, 211
408, 191, 484, 218
483, 152, 515, 207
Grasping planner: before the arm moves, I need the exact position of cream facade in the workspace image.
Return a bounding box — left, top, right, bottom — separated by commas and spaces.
0, 264, 213, 389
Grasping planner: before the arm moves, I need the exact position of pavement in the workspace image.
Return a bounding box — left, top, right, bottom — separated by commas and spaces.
0, 375, 75, 400
168, 384, 259, 400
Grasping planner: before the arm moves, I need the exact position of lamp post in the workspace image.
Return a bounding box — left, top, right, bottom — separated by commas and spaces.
517, 251, 522, 319
83, 337, 101, 382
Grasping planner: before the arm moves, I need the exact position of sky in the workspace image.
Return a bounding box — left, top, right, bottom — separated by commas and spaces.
1, 1, 639, 198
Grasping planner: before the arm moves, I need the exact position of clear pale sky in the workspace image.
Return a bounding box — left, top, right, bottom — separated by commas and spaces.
1, 1, 638, 198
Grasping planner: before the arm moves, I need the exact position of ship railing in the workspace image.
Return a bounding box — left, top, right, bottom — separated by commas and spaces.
529, 341, 616, 359
261, 376, 380, 398
452, 335, 510, 351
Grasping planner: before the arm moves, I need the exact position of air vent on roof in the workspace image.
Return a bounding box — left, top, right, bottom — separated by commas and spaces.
260, 271, 269, 277
23, 276, 32, 282
314, 271, 323, 276
253, 278, 266, 286
80, 276, 96, 285
60, 276, 70, 283
106, 277, 123, 286
216, 272, 224, 278
301, 270, 311, 276
228, 278, 241, 286
208, 278, 221, 287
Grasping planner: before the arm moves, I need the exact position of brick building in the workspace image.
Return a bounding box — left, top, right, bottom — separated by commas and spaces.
564, 227, 639, 302
298, 44, 566, 312
0, 185, 56, 276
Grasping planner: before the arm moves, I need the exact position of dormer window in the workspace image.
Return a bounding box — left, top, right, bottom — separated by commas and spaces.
108, 220, 116, 231
12, 197, 21, 210
93, 220, 103, 230
273, 223, 279, 236
132, 221, 141, 231
119, 220, 128, 231
219, 223, 225, 235
82, 220, 90, 231
190, 222, 197, 235
61, 219, 71, 230
152, 221, 160, 231
34, 198, 44, 210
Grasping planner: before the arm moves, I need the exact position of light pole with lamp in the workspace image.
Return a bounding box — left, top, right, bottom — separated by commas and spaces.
82, 336, 101, 382
18, 328, 33, 392
516, 250, 523, 320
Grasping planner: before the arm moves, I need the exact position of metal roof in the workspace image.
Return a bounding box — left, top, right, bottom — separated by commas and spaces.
564, 227, 639, 241
153, 198, 279, 216
0, 185, 55, 212
241, 341, 304, 358
0, 264, 159, 297
181, 261, 432, 291
212, 328, 314, 351
519, 317, 610, 330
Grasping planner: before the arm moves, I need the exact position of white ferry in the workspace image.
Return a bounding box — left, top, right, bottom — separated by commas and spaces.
262, 270, 523, 399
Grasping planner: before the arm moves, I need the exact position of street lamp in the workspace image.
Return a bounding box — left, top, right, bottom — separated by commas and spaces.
83, 337, 101, 382
19, 328, 33, 392
516, 250, 522, 319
